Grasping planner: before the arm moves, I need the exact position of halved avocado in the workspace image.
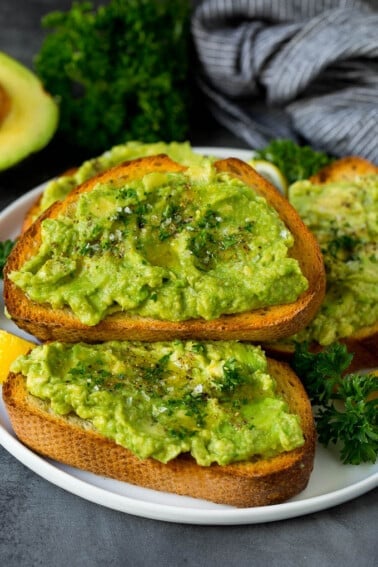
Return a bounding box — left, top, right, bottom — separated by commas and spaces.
0, 52, 59, 171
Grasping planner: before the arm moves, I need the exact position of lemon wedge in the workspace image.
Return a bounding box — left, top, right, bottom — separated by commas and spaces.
0, 330, 35, 384
248, 159, 288, 195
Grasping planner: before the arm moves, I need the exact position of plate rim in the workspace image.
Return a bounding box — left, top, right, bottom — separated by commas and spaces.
0, 409, 376, 525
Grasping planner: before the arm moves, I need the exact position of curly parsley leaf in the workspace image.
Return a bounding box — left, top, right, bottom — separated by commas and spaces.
0, 239, 15, 278
256, 139, 333, 185
35, 0, 190, 153
293, 342, 378, 465
317, 378, 378, 465
292, 341, 353, 405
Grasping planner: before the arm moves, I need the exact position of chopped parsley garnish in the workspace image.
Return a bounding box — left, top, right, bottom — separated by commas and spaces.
221, 233, 241, 250
143, 353, 171, 381
158, 203, 185, 241
117, 188, 137, 201
189, 229, 216, 268
197, 209, 221, 229
191, 343, 206, 354
220, 358, 245, 392
187, 209, 223, 269
327, 234, 361, 260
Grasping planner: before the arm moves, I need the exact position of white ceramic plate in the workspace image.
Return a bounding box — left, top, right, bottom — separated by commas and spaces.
0, 147, 377, 525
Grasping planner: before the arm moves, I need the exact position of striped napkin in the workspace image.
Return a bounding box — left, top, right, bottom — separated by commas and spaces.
192, 0, 378, 161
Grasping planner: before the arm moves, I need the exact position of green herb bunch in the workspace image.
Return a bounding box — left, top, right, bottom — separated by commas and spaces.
256, 139, 333, 184
35, 0, 190, 152
0, 239, 15, 278
293, 342, 378, 465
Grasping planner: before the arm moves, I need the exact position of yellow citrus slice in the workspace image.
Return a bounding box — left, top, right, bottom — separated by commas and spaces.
0, 329, 35, 384
248, 159, 288, 195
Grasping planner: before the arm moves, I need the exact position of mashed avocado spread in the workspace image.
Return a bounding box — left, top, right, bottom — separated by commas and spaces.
289, 175, 378, 345
11, 340, 304, 465
39, 141, 206, 214
10, 163, 307, 325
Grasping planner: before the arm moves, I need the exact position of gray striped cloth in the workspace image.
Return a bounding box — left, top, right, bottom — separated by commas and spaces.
191, 0, 378, 161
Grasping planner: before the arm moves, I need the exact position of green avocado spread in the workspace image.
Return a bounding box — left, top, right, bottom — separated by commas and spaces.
289, 175, 378, 345
10, 163, 307, 325
39, 141, 207, 215
11, 340, 304, 465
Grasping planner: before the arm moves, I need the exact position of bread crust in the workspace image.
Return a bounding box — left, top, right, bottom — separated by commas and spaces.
2, 357, 316, 507
310, 155, 378, 184
21, 195, 43, 234
266, 156, 378, 369
21, 167, 78, 233
4, 155, 325, 343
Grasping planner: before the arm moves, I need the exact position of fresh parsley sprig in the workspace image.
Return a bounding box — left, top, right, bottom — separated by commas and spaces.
0, 239, 15, 278
292, 342, 378, 465
256, 139, 333, 184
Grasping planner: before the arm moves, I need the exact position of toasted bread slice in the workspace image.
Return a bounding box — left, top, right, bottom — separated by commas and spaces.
266, 156, 378, 370
2, 357, 316, 507
4, 155, 325, 343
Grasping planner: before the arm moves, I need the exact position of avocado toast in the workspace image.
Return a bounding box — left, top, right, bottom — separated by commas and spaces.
3, 340, 315, 507
4, 155, 325, 343
264, 156, 378, 369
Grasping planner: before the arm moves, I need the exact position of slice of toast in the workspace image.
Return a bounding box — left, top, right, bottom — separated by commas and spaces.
3, 155, 325, 343
266, 156, 378, 369
2, 357, 316, 507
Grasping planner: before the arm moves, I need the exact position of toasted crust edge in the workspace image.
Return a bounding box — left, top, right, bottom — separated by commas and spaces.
21, 167, 78, 234
310, 156, 378, 183
2, 358, 316, 507
4, 155, 325, 343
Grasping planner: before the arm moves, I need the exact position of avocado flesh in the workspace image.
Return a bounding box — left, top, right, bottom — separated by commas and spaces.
0, 52, 58, 171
